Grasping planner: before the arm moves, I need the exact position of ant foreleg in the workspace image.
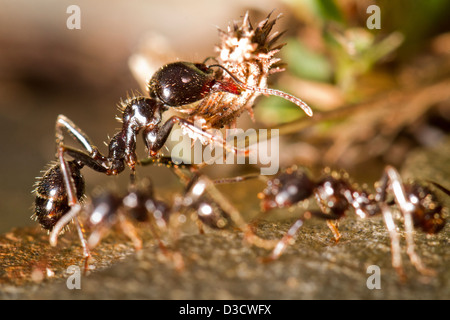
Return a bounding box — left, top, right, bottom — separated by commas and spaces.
380, 203, 406, 280
56, 115, 100, 157
144, 116, 250, 158
263, 210, 341, 262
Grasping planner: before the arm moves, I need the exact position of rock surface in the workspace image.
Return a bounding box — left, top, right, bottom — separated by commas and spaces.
1, 140, 449, 300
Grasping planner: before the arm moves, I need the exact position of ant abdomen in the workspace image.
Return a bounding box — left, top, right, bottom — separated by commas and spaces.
32, 161, 85, 231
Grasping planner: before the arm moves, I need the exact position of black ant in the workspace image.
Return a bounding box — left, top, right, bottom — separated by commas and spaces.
32, 12, 311, 267
42, 161, 273, 271
33, 59, 311, 250
33, 157, 182, 267
82, 171, 241, 254
81, 178, 185, 270
239, 165, 447, 279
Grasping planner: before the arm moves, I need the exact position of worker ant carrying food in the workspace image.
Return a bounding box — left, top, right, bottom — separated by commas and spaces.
252, 165, 447, 279
32, 12, 312, 263
35, 159, 272, 272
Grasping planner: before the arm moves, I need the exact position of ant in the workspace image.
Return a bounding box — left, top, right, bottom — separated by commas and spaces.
32, 12, 313, 270
232, 165, 447, 279
33, 61, 305, 253
32, 16, 313, 260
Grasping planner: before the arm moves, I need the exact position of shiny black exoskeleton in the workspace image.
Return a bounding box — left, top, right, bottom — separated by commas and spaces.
260, 167, 381, 220
33, 161, 85, 231
257, 165, 446, 277
148, 62, 241, 107
33, 61, 245, 247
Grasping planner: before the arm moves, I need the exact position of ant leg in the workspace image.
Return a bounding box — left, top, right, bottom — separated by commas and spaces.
49, 204, 81, 246
380, 166, 435, 276
144, 116, 250, 158
263, 219, 304, 262
380, 203, 406, 280
196, 219, 206, 234
56, 115, 100, 156
74, 218, 91, 273
50, 147, 91, 268
49, 147, 85, 244
56, 115, 118, 174
263, 209, 341, 262
143, 198, 185, 271
204, 178, 278, 250
138, 156, 194, 170
326, 220, 341, 243
213, 174, 262, 185
149, 217, 185, 270
176, 170, 278, 250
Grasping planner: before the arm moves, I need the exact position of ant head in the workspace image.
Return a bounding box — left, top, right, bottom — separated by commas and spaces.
259, 167, 315, 211
147, 62, 241, 107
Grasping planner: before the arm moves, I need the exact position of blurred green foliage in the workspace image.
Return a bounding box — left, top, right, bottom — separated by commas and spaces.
257, 0, 450, 124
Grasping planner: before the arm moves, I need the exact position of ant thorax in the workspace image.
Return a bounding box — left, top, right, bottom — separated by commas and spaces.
180, 12, 285, 129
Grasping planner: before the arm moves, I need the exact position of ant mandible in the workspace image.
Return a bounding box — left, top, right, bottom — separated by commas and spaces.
246, 165, 446, 279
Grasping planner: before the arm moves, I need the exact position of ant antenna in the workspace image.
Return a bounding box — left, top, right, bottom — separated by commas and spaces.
207, 64, 313, 117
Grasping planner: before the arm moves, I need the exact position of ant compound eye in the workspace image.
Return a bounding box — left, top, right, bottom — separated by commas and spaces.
148, 62, 215, 107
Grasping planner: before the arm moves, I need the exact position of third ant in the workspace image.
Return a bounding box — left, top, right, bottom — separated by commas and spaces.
219, 165, 447, 279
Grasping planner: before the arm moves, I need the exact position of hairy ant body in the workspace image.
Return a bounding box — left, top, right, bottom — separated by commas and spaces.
32, 13, 312, 260
33, 160, 85, 232
83, 171, 241, 253
253, 165, 447, 278
31, 12, 312, 274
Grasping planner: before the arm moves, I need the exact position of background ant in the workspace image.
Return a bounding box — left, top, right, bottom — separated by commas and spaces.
33, 157, 182, 268
37, 158, 275, 272
220, 165, 447, 279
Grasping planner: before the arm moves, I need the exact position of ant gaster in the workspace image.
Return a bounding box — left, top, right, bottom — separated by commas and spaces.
256, 165, 446, 278
35, 60, 308, 260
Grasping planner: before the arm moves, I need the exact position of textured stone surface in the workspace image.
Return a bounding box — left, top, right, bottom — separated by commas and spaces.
1, 140, 449, 300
